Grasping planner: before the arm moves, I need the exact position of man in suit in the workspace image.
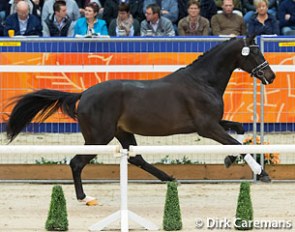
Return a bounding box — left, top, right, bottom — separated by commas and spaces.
4, 0, 42, 36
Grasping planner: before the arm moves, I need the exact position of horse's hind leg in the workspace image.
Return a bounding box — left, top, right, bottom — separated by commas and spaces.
116, 131, 175, 181
220, 120, 245, 168
70, 122, 115, 205
70, 154, 96, 203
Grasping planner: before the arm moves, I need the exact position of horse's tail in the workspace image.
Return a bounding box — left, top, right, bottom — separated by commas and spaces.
6, 89, 82, 142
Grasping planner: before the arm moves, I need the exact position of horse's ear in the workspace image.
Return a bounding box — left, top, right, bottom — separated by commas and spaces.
245, 35, 256, 46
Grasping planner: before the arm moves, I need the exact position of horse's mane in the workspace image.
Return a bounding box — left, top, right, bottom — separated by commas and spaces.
191, 37, 239, 65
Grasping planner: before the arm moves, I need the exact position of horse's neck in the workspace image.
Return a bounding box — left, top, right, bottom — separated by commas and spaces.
198, 50, 238, 95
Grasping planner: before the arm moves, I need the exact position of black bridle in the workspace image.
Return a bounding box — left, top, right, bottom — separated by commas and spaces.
247, 45, 271, 84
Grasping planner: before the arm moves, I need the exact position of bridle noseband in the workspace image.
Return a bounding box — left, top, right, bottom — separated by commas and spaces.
250, 60, 270, 78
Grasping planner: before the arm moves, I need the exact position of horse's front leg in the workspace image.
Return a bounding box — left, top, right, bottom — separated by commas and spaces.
69, 154, 97, 205
199, 123, 271, 182
220, 120, 245, 168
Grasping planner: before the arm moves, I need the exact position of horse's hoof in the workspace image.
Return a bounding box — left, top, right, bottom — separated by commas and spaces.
86, 199, 98, 206
257, 169, 271, 183
79, 196, 98, 206
224, 155, 237, 168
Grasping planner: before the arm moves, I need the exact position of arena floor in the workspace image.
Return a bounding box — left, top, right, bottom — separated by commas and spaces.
0, 183, 294, 231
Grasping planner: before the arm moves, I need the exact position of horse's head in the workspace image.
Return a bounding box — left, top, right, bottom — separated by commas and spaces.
238, 36, 275, 85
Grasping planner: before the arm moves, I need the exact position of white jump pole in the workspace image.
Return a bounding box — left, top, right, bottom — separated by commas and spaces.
129, 144, 295, 155
0, 145, 119, 155
89, 149, 158, 232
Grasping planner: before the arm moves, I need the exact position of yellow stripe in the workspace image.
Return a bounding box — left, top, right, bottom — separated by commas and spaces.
279, 42, 295, 47
0, 42, 21, 47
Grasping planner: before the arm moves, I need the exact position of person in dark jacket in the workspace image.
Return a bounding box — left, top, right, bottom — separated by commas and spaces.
4, 1, 42, 36
0, 1, 9, 21
43, 0, 74, 37
248, 0, 279, 36
103, 0, 144, 27
278, 0, 295, 35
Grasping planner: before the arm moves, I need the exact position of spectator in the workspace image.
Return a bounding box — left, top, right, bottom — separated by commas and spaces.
129, 0, 145, 23
42, 0, 80, 22
0, 23, 4, 36
4, 0, 42, 36
75, 0, 102, 17
278, 0, 295, 35
248, 0, 279, 36
141, 3, 175, 36
215, 0, 243, 16
103, 0, 145, 27
211, 0, 246, 35
43, 0, 75, 36
31, 0, 44, 18
178, 0, 210, 35
109, 3, 140, 36
74, 2, 108, 36
8, 0, 38, 16
143, 0, 179, 24
0, 1, 9, 21
200, 0, 217, 21
177, 0, 217, 22
243, 0, 277, 24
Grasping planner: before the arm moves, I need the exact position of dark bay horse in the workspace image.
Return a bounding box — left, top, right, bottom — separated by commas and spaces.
6, 37, 275, 205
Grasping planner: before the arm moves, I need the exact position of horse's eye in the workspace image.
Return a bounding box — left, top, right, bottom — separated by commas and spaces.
252, 48, 259, 55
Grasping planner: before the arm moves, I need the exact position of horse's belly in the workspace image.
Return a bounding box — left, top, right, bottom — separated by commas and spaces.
117, 117, 195, 136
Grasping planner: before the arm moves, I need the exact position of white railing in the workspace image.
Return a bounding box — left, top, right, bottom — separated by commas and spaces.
0, 144, 294, 231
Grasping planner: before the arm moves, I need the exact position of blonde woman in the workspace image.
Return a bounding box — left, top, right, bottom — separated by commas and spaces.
248, 0, 279, 35
178, 0, 210, 35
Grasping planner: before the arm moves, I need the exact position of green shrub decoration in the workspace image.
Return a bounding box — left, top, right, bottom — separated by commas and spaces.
163, 181, 182, 231
235, 182, 253, 230
45, 185, 68, 231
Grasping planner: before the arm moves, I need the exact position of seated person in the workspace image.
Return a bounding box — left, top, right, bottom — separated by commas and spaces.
74, 2, 108, 36
42, 0, 80, 22
248, 0, 279, 36
211, 0, 246, 36
4, 0, 42, 36
43, 0, 75, 37
0, 1, 9, 21
243, 0, 277, 24
178, 0, 210, 35
178, 0, 218, 22
278, 0, 295, 35
76, 0, 102, 17
215, 0, 243, 16
8, 0, 38, 16
143, 0, 179, 25
103, 0, 145, 27
141, 3, 175, 36
109, 3, 140, 36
